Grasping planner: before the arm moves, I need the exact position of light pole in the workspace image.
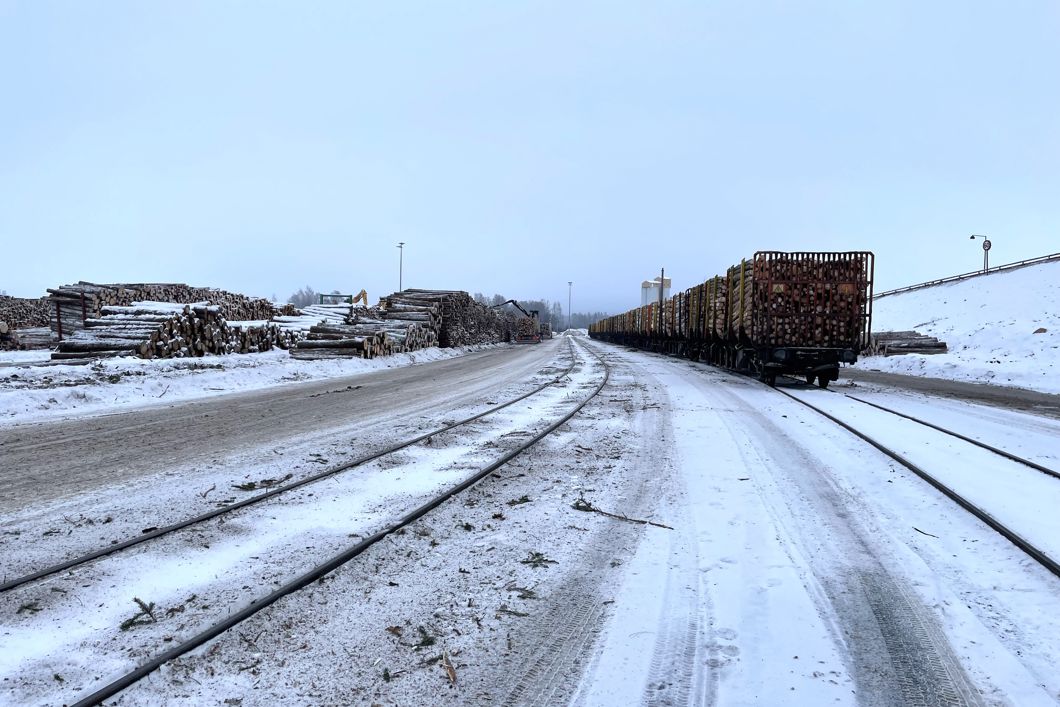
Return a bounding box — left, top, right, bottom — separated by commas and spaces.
567, 281, 572, 332
397, 242, 405, 292
969, 235, 991, 273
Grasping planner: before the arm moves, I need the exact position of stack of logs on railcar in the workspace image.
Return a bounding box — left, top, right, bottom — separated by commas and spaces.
751, 252, 870, 347
47, 282, 278, 340
726, 260, 755, 338
291, 289, 515, 360
51, 302, 295, 360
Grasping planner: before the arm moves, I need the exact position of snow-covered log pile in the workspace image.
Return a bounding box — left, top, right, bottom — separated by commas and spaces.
51, 302, 233, 360
5, 327, 52, 350
273, 304, 352, 338
868, 330, 948, 356
227, 321, 299, 354
291, 289, 514, 360
396, 289, 515, 347
47, 282, 278, 339
0, 295, 50, 329
49, 302, 294, 361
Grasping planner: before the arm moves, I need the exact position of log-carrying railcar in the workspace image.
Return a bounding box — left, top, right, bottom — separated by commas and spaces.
590, 251, 874, 388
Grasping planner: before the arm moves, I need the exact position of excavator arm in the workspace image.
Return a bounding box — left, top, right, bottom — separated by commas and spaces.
490, 299, 538, 320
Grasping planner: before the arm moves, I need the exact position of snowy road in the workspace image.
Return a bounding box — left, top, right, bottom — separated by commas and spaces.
579, 345, 1060, 706
0, 342, 558, 513
3, 338, 1059, 705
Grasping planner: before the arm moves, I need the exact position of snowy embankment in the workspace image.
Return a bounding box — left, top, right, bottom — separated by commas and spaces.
863, 259, 1060, 394
0, 346, 495, 426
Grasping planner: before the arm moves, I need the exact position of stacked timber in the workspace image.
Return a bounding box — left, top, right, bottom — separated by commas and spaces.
51, 301, 233, 360
228, 321, 298, 353
726, 260, 755, 338
516, 316, 538, 339
750, 252, 870, 348
7, 327, 53, 350
290, 289, 512, 360
47, 282, 277, 340
0, 295, 50, 329
704, 277, 727, 338
273, 304, 352, 338
868, 331, 948, 356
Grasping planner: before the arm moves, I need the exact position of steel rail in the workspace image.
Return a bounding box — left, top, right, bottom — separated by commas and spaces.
843, 394, 1060, 481
1, 340, 578, 594
775, 388, 1060, 581
69, 338, 609, 707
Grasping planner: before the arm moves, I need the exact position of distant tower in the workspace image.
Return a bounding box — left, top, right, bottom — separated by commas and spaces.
641, 276, 671, 306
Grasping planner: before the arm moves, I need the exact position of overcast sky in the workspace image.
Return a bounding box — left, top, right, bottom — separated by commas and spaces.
1, 2, 1057, 313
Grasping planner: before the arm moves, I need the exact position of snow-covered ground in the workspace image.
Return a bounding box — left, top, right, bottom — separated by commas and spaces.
3, 268, 1060, 705
0, 345, 497, 427
863, 259, 1060, 394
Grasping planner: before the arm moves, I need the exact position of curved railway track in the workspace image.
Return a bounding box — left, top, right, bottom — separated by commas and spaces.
773, 381, 1060, 580
15, 338, 610, 707
1, 341, 582, 594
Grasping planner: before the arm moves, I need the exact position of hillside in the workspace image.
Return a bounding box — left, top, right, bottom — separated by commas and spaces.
863, 259, 1060, 394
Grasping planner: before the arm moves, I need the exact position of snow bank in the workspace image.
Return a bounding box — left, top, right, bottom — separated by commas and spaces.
863, 260, 1060, 394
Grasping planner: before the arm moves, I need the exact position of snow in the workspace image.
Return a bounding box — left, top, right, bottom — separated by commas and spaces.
3, 263, 1060, 705
864, 260, 1060, 393
0, 345, 498, 427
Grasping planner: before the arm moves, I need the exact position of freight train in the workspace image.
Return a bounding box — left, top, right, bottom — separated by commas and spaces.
589, 251, 874, 388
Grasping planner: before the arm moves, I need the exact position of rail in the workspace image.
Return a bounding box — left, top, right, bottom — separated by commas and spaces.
68, 339, 611, 707
775, 386, 1060, 580
873, 252, 1060, 299
1, 341, 579, 594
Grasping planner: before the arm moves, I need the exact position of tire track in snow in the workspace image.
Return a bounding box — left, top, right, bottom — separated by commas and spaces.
707, 381, 985, 706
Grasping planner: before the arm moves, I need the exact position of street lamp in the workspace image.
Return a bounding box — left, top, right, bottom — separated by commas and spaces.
969, 235, 991, 273
567, 281, 572, 332
397, 242, 405, 292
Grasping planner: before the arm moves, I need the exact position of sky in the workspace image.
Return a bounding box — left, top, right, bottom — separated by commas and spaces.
1, 2, 1058, 313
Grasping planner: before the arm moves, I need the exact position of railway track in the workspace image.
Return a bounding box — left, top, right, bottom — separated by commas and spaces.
5, 338, 611, 706
1, 341, 581, 594
773, 381, 1060, 580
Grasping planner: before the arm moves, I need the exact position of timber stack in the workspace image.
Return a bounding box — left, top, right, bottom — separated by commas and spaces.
0, 295, 53, 349
0, 295, 50, 329
47, 282, 278, 340
51, 302, 296, 361
228, 321, 299, 354
750, 252, 870, 348
868, 331, 948, 356
291, 289, 513, 360
51, 302, 235, 360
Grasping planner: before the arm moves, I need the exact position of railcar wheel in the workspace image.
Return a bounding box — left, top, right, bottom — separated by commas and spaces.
816, 377, 829, 389
805, 374, 816, 386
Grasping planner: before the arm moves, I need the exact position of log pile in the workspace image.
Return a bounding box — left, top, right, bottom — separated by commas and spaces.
868, 331, 948, 356
290, 289, 513, 360
7, 327, 53, 350
0, 295, 50, 329
51, 302, 235, 360
751, 253, 871, 348
227, 321, 299, 354
47, 282, 278, 340
726, 260, 755, 337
